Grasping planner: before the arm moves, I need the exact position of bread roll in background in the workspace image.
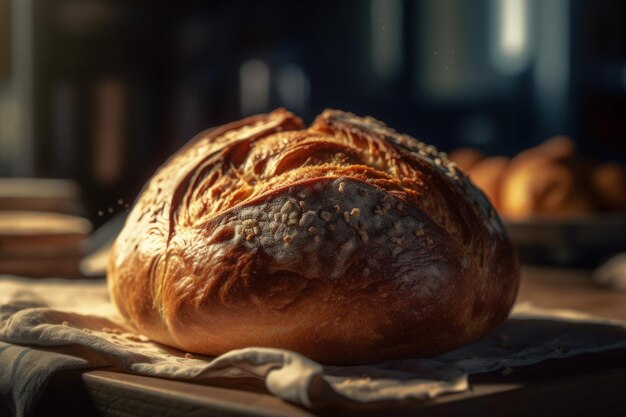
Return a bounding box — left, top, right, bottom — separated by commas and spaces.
107, 109, 519, 364
466, 156, 510, 212
449, 136, 626, 220
449, 147, 484, 172
499, 136, 595, 219
593, 163, 626, 211
535, 135, 576, 161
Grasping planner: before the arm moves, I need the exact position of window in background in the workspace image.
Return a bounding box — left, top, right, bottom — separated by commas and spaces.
413, 0, 523, 153
92, 78, 127, 186
0, 0, 35, 176
1, 0, 624, 225
370, 0, 403, 83
239, 59, 270, 117
0, 0, 9, 80
534, 0, 570, 138
51, 81, 77, 177
415, 0, 467, 100
277, 64, 310, 116
414, 0, 521, 103
490, 0, 533, 76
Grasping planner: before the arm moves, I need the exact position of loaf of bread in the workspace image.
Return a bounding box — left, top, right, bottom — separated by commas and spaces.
592, 162, 626, 212
465, 156, 510, 212
448, 148, 484, 172
108, 109, 519, 364
499, 137, 595, 219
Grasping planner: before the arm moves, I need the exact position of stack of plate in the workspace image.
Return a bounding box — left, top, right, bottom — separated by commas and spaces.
0, 211, 92, 278
0, 178, 82, 213
0, 178, 92, 278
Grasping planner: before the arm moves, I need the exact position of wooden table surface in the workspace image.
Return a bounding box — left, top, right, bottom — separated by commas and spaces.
34, 266, 626, 417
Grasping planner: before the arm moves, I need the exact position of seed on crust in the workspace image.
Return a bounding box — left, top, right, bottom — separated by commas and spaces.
308, 226, 317, 234
350, 208, 360, 217
283, 234, 293, 244
338, 182, 346, 193
299, 211, 316, 227
281, 201, 294, 214
242, 219, 258, 228
320, 211, 332, 221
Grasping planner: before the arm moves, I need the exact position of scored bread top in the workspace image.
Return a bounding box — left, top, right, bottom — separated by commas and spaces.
108, 108, 517, 364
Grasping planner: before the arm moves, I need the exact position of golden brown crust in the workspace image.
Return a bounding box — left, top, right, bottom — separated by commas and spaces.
108, 109, 519, 364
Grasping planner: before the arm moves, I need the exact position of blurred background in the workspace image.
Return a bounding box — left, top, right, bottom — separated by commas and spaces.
0, 0, 625, 273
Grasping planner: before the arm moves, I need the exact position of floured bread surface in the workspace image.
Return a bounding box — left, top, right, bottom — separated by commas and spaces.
108, 109, 519, 364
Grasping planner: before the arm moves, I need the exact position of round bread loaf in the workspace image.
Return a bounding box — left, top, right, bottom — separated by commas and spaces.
108, 109, 519, 364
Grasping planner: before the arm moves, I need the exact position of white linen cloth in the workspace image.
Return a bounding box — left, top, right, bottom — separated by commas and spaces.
1, 275, 626, 417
